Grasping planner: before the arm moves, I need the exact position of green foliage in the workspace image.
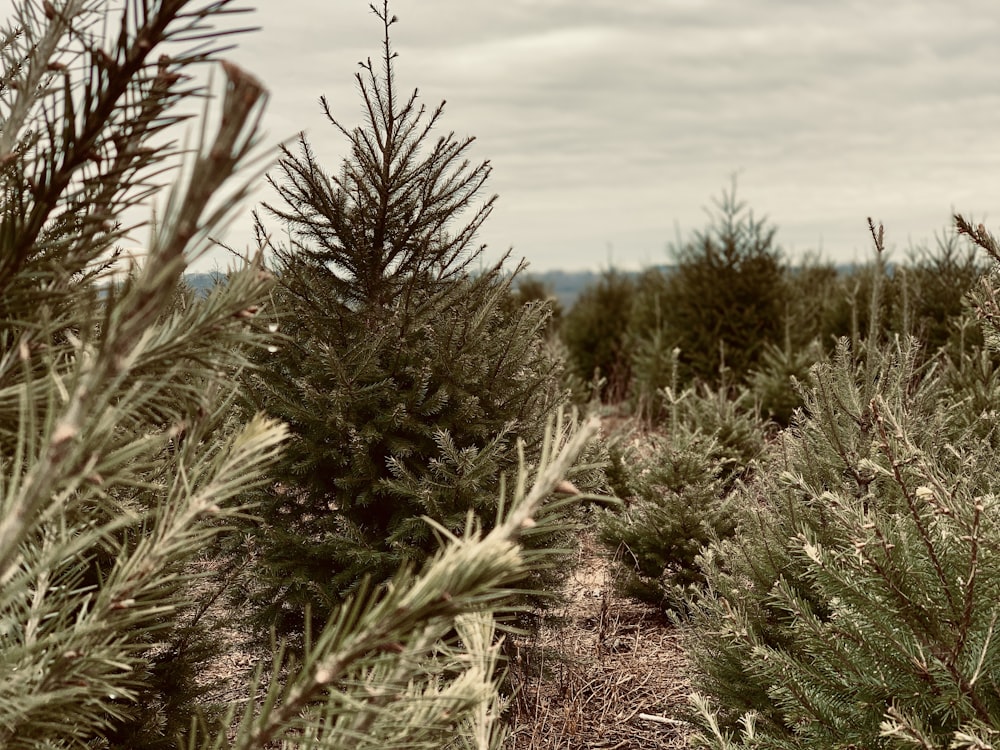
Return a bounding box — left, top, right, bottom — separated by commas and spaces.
0, 2, 602, 747
217, 414, 602, 750
599, 365, 763, 610
504, 274, 563, 339
680, 384, 766, 482
238, 7, 599, 639
628, 266, 673, 344
599, 428, 735, 610
748, 339, 823, 428
560, 216, 980, 431
0, 0, 284, 744
897, 234, 987, 353
627, 266, 675, 422
560, 268, 636, 402
659, 182, 786, 386
603, 437, 636, 501
810, 261, 885, 351
748, 232, 985, 430
781, 257, 848, 352
942, 349, 1000, 438
630, 326, 679, 423
686, 221, 1000, 749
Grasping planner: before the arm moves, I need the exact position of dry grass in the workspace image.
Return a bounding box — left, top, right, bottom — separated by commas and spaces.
504, 530, 695, 749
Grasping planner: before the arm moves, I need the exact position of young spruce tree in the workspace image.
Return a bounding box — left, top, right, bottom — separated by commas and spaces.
560, 268, 636, 401
657, 181, 785, 386
239, 2, 596, 637
599, 351, 762, 611
0, 1, 599, 747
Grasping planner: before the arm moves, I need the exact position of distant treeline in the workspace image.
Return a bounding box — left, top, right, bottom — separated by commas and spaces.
515, 263, 865, 310
182, 265, 866, 309
507, 187, 990, 423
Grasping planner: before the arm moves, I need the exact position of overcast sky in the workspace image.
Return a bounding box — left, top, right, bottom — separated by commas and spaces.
11, 1, 1000, 272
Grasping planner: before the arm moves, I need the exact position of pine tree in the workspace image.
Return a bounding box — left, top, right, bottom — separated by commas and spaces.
237, 1, 599, 638
600, 353, 762, 610
781, 256, 847, 352
627, 266, 674, 422
686, 219, 1000, 749
599, 427, 735, 609
748, 338, 823, 427
560, 268, 635, 401
0, 0, 280, 744
898, 232, 986, 354
660, 181, 786, 385
502, 274, 563, 340
0, 2, 601, 747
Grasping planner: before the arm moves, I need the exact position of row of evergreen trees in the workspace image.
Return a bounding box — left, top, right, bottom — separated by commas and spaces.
8, 0, 1000, 747
0, 1, 600, 747
685, 220, 1000, 748
590, 212, 1000, 745
553, 189, 985, 424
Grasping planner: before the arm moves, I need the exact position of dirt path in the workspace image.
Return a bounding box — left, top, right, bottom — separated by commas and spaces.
506, 530, 695, 749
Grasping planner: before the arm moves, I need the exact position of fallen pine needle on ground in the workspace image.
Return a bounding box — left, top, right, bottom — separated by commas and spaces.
505, 528, 695, 750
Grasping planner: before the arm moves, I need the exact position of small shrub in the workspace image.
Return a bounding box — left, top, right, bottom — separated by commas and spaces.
599, 375, 763, 610
630, 327, 679, 424
748, 339, 824, 428
599, 428, 736, 610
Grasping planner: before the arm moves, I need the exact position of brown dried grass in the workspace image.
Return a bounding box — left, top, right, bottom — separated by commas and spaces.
504, 530, 695, 750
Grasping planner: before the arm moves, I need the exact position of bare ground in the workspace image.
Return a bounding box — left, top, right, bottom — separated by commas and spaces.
505, 531, 695, 750
196, 527, 697, 748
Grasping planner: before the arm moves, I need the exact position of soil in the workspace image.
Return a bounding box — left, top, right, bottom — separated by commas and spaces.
505, 530, 695, 749
196, 525, 696, 749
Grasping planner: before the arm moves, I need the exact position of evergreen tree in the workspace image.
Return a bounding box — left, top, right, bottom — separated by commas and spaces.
599, 427, 735, 610
560, 268, 635, 401
781, 256, 846, 352
627, 266, 675, 422
600, 353, 763, 610
748, 338, 824, 427
0, 0, 279, 744
660, 182, 786, 385
827, 247, 897, 354
898, 233, 987, 354
0, 2, 601, 747
238, 2, 599, 638
502, 274, 563, 340
686, 219, 1000, 749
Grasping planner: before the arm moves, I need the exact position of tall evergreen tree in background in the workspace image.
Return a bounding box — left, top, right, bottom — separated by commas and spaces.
238, 1, 598, 637
660, 182, 785, 385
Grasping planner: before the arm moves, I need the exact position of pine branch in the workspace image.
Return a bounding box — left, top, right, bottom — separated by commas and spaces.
216, 415, 599, 750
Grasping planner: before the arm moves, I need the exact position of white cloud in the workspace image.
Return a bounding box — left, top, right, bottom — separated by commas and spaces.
0, 0, 997, 270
